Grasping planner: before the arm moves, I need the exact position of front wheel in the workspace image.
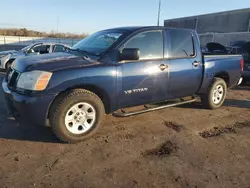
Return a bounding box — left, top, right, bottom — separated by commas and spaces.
50, 89, 105, 143
5, 60, 13, 71
201, 78, 227, 109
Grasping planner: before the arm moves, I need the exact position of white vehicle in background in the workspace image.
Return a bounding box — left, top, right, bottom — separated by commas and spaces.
0, 43, 71, 70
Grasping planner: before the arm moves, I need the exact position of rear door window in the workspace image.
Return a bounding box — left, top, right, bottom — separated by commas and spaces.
168, 30, 195, 58
53, 45, 66, 52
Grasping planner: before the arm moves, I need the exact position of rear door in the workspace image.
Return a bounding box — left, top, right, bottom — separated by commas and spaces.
166, 29, 203, 98
117, 30, 169, 108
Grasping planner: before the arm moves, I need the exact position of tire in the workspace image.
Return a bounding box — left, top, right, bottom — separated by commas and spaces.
5, 61, 12, 71
49, 89, 105, 143
200, 78, 227, 109
241, 79, 248, 85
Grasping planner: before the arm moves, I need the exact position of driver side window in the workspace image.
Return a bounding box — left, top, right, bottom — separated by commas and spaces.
122, 30, 163, 60
31, 44, 50, 54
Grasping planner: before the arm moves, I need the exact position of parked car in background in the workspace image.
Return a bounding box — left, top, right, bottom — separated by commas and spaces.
241, 42, 250, 83
2, 26, 243, 143
203, 42, 228, 55
0, 43, 71, 70
230, 40, 247, 47
228, 41, 249, 61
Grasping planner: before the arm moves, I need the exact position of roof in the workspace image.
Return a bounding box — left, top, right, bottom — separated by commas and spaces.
102, 26, 193, 32
32, 42, 71, 47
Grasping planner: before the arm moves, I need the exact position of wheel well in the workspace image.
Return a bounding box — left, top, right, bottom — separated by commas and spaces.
48, 85, 111, 119
5, 59, 15, 69
214, 72, 230, 86
7, 59, 15, 64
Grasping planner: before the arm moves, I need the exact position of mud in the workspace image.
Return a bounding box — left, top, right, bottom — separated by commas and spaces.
0, 72, 250, 188
142, 140, 178, 157
200, 121, 250, 138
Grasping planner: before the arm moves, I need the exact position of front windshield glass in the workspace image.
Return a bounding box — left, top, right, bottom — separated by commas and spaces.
72, 31, 124, 56
20, 44, 34, 52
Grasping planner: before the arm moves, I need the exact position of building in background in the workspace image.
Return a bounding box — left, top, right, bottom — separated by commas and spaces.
164, 8, 250, 47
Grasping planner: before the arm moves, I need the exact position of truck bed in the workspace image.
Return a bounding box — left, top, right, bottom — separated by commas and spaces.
198, 54, 242, 94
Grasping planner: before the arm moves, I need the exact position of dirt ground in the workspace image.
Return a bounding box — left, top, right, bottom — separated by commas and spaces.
0, 71, 249, 188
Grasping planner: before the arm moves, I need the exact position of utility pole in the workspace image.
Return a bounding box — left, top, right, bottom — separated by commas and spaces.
157, 0, 161, 26
56, 15, 59, 33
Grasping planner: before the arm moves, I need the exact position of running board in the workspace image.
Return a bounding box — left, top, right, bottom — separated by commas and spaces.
113, 97, 196, 117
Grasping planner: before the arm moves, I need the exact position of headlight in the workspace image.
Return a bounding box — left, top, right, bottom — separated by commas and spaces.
17, 71, 52, 91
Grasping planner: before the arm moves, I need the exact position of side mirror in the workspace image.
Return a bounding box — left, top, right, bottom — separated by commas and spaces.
119, 48, 140, 61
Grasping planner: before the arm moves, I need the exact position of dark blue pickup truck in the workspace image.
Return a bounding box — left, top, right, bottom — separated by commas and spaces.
2, 26, 244, 143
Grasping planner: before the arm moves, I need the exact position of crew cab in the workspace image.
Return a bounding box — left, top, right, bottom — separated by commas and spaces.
2, 26, 243, 143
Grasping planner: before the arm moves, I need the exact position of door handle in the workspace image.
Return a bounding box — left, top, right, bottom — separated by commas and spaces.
192, 61, 200, 67
159, 64, 168, 71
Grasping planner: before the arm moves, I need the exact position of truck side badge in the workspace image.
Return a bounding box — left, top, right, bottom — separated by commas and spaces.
124, 88, 148, 94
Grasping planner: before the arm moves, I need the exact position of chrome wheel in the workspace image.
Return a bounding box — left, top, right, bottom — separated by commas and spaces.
212, 84, 224, 105
65, 102, 96, 134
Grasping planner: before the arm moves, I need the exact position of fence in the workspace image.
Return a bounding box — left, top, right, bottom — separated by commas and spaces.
199, 32, 250, 47
0, 36, 81, 47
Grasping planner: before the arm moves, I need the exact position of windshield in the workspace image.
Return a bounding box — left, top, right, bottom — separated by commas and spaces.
20, 44, 35, 52
72, 30, 124, 56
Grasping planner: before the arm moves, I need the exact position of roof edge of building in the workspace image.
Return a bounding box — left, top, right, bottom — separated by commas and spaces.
164, 8, 250, 22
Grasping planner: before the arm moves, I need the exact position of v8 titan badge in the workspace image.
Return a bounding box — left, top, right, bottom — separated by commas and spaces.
124, 88, 148, 94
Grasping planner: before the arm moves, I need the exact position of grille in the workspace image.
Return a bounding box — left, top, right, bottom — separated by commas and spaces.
6, 68, 19, 88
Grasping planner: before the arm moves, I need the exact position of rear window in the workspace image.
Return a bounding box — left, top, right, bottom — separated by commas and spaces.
168, 29, 195, 58
53, 45, 66, 52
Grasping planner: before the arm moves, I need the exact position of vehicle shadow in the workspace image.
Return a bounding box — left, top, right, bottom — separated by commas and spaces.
233, 85, 250, 91
177, 98, 250, 110
224, 99, 250, 109
0, 115, 61, 143
176, 101, 206, 109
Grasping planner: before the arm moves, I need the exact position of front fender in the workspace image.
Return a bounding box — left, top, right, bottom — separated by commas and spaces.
0, 54, 11, 69
45, 66, 118, 112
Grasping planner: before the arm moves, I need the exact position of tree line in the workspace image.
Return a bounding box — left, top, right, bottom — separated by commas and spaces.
0, 28, 88, 39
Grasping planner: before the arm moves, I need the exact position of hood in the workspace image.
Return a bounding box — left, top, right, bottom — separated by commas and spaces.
10, 51, 25, 58
0, 50, 25, 58
0, 50, 17, 56
13, 52, 100, 72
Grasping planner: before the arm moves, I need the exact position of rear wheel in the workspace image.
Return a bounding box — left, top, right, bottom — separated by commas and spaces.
201, 78, 227, 109
50, 89, 105, 143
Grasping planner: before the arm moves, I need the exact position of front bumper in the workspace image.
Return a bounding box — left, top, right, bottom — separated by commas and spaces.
2, 79, 56, 126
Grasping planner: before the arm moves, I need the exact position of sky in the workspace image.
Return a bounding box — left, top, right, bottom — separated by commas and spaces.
0, 0, 249, 34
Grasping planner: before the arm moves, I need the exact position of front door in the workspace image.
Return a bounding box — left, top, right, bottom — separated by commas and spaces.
117, 30, 169, 108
